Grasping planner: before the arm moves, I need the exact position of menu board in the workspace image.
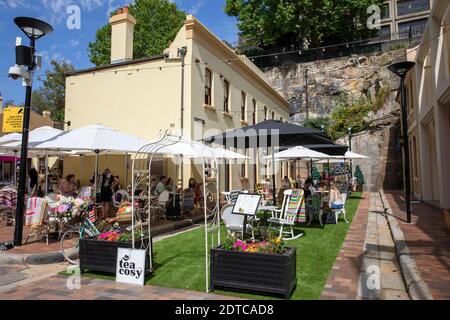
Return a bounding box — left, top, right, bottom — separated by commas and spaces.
232, 193, 261, 216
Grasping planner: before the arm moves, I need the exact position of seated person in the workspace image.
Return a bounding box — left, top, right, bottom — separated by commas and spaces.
59, 174, 77, 197
166, 177, 175, 192
154, 176, 168, 197
329, 183, 344, 209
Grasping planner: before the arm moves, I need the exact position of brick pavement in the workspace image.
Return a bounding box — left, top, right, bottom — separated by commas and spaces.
0, 225, 61, 254
0, 274, 240, 300
384, 192, 450, 300
320, 192, 370, 300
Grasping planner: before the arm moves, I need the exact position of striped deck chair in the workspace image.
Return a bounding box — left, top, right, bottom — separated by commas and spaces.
226, 190, 241, 205
25, 197, 51, 245
268, 189, 304, 240
296, 194, 307, 224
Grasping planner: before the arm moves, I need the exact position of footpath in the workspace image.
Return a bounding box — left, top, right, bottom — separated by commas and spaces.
322, 190, 449, 300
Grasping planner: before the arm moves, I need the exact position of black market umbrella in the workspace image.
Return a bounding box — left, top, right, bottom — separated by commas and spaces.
205, 120, 335, 148
204, 120, 347, 203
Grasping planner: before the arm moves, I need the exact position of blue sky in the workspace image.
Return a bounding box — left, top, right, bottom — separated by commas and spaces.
0, 0, 238, 105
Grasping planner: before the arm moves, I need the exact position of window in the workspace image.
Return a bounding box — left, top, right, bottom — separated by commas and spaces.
397, 0, 430, 17
377, 25, 391, 40
205, 69, 212, 105
381, 3, 390, 19
398, 18, 428, 39
252, 99, 257, 125
241, 92, 247, 121
223, 79, 230, 112
264, 106, 268, 120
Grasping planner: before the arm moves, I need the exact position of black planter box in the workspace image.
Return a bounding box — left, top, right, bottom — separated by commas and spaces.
210, 246, 297, 299
79, 237, 153, 275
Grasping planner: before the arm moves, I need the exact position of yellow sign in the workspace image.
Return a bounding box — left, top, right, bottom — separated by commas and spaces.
2, 107, 24, 133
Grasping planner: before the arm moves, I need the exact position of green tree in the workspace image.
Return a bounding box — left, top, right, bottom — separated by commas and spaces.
31, 60, 75, 122
88, 0, 186, 66
328, 96, 372, 140
225, 0, 384, 54
303, 116, 330, 133
311, 164, 321, 181
1, 99, 17, 108
354, 165, 365, 185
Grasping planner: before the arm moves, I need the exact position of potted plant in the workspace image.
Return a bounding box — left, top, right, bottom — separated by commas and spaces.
354, 165, 365, 192
79, 227, 152, 275
210, 234, 296, 299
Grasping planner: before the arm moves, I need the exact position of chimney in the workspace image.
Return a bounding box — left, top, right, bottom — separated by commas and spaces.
109, 7, 136, 64
42, 110, 51, 118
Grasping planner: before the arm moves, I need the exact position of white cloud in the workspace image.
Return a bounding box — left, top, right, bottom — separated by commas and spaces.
0, 0, 26, 8
40, 0, 106, 25
188, 0, 205, 15
70, 40, 80, 48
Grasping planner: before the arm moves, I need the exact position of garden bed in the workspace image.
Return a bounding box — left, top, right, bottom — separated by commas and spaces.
79, 237, 153, 275
210, 245, 297, 299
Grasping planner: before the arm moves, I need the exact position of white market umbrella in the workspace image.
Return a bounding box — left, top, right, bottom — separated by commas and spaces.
0, 127, 65, 188
0, 132, 22, 145
33, 124, 152, 194
263, 146, 331, 160
340, 151, 370, 159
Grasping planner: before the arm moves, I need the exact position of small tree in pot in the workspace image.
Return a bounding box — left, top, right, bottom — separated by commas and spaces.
354, 165, 365, 192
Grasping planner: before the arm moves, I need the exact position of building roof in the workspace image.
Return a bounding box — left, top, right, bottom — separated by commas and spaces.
66, 55, 166, 76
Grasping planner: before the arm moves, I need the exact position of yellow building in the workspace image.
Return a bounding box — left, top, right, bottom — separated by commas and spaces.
404, 0, 450, 210
63, 11, 290, 190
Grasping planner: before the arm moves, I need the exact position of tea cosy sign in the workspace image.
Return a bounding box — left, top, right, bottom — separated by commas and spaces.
116, 248, 146, 286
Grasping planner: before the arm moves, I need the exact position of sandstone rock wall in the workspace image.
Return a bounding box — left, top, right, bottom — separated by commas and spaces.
264, 49, 408, 191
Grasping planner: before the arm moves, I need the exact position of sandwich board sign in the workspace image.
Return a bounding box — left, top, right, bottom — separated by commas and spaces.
3, 107, 24, 133
116, 248, 146, 286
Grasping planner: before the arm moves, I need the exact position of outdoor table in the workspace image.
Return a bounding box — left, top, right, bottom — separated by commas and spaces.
257, 205, 279, 224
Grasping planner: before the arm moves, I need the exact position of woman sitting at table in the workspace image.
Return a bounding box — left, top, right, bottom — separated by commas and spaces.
166, 177, 175, 192
59, 174, 77, 197
329, 183, 344, 209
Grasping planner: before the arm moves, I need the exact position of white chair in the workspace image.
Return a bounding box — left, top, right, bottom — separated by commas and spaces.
221, 204, 254, 239
331, 192, 348, 223
268, 189, 304, 240
271, 189, 292, 219
150, 191, 170, 221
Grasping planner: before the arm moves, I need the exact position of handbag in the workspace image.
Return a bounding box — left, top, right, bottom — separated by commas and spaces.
331, 200, 344, 209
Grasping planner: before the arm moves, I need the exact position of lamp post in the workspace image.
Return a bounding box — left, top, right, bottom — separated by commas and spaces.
178, 46, 187, 186
8, 17, 53, 246
348, 127, 352, 178
388, 61, 416, 224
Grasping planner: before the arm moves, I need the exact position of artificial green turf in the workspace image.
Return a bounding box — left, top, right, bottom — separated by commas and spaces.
69, 192, 362, 299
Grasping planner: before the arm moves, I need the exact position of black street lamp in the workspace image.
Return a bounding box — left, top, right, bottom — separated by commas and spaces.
8, 17, 53, 246
388, 61, 416, 224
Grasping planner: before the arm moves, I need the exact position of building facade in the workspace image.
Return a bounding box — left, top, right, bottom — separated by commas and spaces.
63, 11, 290, 189
378, 0, 433, 40
405, 0, 450, 210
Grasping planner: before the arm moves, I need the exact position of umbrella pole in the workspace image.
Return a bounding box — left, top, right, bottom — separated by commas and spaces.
272, 146, 276, 205
310, 159, 313, 178
125, 153, 128, 187
80, 155, 83, 186
45, 151, 48, 194
94, 151, 99, 197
